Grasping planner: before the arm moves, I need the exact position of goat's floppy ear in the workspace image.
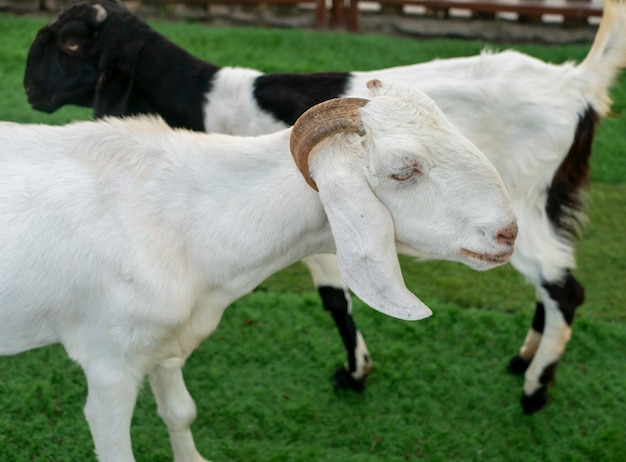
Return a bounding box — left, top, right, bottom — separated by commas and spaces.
315, 164, 432, 321
94, 68, 134, 118
290, 98, 432, 321
92, 11, 142, 118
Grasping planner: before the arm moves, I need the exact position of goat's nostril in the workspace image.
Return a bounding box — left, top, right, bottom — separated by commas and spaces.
497, 223, 518, 246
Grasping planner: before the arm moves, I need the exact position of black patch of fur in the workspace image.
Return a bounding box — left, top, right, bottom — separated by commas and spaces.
539, 361, 559, 386
543, 271, 585, 325
532, 301, 546, 333
545, 107, 598, 240
522, 386, 550, 414
123, 34, 217, 131
521, 361, 558, 413
253, 72, 351, 126
318, 286, 359, 373
507, 356, 531, 375
333, 366, 366, 392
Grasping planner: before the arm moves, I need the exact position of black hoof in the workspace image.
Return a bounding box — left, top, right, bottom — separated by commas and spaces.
521, 387, 549, 414
507, 355, 531, 375
332, 367, 366, 392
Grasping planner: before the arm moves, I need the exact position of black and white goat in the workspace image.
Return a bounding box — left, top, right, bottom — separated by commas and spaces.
0, 80, 516, 462
24, 0, 626, 413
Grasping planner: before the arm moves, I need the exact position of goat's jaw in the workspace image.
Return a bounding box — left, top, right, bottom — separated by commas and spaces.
460, 248, 514, 270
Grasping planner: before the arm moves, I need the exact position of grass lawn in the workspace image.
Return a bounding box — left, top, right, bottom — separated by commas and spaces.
0, 12, 625, 462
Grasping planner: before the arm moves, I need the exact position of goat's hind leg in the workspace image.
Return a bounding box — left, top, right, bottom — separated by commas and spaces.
509, 271, 584, 414
302, 254, 372, 391
507, 295, 545, 375
149, 360, 209, 462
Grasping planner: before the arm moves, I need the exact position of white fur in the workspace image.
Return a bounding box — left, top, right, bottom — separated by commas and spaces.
203, 67, 286, 136
0, 82, 515, 461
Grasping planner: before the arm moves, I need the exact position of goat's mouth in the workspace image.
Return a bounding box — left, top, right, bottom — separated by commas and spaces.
29, 99, 58, 113
26, 86, 95, 112
25, 91, 60, 112
461, 248, 513, 265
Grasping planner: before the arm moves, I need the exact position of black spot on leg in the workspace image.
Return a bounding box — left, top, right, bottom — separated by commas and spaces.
539, 361, 559, 387
520, 361, 558, 414
521, 387, 550, 414
507, 356, 531, 375
531, 301, 546, 333
318, 286, 370, 391
319, 286, 357, 359
333, 367, 366, 392
508, 302, 545, 375
542, 271, 585, 326
318, 286, 358, 369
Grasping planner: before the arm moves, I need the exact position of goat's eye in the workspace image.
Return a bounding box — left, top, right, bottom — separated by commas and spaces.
63, 40, 80, 53
390, 168, 420, 182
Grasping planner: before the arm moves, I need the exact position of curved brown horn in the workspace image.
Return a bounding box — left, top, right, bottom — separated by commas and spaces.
290, 97, 369, 191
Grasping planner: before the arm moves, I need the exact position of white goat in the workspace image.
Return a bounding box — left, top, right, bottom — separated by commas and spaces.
0, 81, 516, 462
24, 0, 626, 412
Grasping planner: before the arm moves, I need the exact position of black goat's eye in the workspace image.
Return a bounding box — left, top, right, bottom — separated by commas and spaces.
63, 40, 80, 53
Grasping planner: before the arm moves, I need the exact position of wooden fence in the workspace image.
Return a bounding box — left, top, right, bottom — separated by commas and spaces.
1, 0, 603, 32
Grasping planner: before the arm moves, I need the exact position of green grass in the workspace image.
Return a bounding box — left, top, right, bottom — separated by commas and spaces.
0, 12, 625, 462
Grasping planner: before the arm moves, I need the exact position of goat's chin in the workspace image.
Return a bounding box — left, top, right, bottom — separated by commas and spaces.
460, 248, 512, 271
28, 88, 95, 113
27, 94, 63, 113
29, 101, 58, 113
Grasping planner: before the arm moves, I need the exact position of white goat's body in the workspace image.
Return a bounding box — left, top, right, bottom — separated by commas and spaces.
0, 120, 326, 359
2, 120, 328, 462
0, 84, 517, 461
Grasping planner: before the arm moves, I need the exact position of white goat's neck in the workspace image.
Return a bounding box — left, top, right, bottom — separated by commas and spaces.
114, 126, 332, 296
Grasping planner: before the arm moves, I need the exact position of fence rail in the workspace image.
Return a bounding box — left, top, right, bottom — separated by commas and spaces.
1, 0, 603, 33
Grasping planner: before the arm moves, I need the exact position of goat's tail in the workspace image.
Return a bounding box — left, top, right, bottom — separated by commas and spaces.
577, 0, 626, 116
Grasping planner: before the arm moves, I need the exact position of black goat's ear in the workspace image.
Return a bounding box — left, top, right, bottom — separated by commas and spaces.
92, 15, 143, 118
94, 68, 134, 118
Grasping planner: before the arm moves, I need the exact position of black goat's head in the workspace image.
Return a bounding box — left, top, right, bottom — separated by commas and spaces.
24, 0, 147, 118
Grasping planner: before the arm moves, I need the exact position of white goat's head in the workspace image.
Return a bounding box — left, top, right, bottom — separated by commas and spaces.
291, 80, 517, 321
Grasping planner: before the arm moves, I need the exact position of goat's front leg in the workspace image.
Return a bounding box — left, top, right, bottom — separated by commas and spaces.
82, 363, 141, 462
509, 271, 584, 414
302, 254, 372, 391
149, 360, 209, 462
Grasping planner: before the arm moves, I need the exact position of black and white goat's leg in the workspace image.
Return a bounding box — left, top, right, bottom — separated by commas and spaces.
507, 295, 545, 375
302, 254, 372, 391
507, 106, 592, 413
508, 271, 584, 414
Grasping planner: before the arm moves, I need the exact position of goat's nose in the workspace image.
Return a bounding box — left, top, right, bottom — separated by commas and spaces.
496, 222, 518, 247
